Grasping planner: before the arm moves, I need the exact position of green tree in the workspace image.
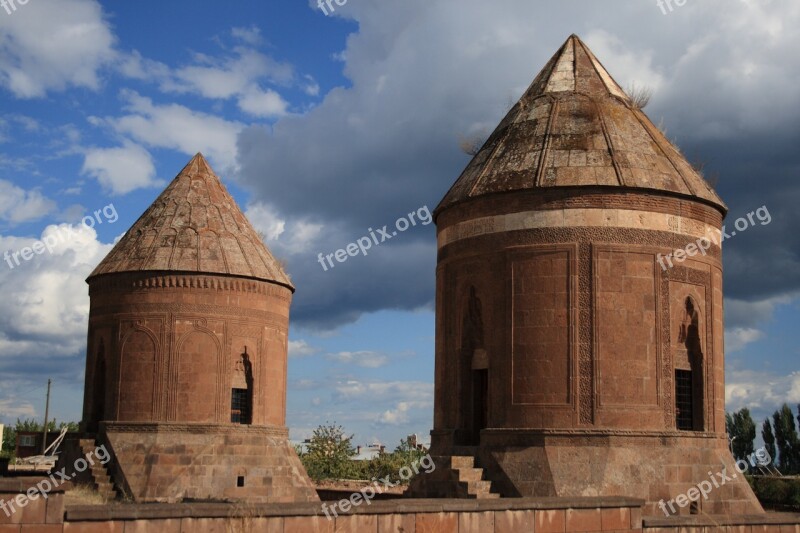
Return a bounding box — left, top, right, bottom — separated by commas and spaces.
13, 418, 78, 434
301, 422, 356, 481
1, 425, 15, 457
56, 421, 79, 432
772, 404, 800, 474
356, 437, 429, 484
763, 419, 777, 466
726, 408, 756, 461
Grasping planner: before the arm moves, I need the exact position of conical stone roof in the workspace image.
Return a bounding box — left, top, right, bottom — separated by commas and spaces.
88, 153, 293, 289
438, 34, 726, 214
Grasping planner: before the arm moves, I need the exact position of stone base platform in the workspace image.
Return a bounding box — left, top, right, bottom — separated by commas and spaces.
85, 422, 318, 504
421, 430, 763, 517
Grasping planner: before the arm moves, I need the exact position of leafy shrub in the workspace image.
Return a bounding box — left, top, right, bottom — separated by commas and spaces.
298, 428, 429, 484
749, 476, 800, 511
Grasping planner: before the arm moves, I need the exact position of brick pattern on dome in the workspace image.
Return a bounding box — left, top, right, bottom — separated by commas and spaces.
88, 154, 292, 288
437, 35, 725, 214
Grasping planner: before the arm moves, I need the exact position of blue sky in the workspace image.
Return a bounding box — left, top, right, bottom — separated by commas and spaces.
0, 0, 798, 449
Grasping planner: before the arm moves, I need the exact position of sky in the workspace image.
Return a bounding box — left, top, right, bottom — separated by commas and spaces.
0, 0, 798, 449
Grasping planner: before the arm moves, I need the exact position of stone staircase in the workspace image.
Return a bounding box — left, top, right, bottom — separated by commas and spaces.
77, 438, 118, 501
406, 451, 501, 499
449, 455, 500, 499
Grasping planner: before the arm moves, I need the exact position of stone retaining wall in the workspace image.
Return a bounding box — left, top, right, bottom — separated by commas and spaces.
3, 479, 800, 532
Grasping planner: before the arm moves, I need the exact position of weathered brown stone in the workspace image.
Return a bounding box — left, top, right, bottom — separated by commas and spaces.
377, 513, 415, 533
415, 512, 457, 533
408, 33, 762, 518
68, 154, 316, 504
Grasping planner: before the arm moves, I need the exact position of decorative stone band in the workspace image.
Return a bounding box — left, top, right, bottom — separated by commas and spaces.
88, 272, 293, 301
478, 428, 725, 439
101, 422, 289, 437
438, 208, 722, 248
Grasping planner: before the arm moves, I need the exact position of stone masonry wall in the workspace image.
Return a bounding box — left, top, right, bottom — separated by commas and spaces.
102, 423, 318, 504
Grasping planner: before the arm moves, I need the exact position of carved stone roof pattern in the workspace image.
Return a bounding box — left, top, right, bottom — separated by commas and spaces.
88, 153, 293, 289
437, 34, 726, 214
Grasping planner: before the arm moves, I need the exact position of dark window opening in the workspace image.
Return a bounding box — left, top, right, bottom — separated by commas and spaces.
677, 296, 705, 431
690, 501, 699, 514
237, 476, 245, 487
675, 369, 693, 431
231, 388, 251, 424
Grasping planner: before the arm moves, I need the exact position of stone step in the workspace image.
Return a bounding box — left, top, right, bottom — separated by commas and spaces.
77, 439, 118, 501
465, 479, 492, 494
450, 456, 474, 469
454, 467, 484, 482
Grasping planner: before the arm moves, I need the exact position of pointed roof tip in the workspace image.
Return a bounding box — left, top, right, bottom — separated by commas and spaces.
87, 155, 294, 289
191, 152, 209, 163
188, 152, 211, 167
177, 152, 220, 182
522, 32, 629, 101
435, 33, 727, 215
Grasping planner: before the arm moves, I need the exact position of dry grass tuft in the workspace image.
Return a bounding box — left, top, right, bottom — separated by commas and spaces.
627, 83, 653, 110
64, 483, 113, 506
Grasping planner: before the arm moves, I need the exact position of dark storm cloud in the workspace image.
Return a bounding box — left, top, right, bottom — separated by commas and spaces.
238, 0, 800, 329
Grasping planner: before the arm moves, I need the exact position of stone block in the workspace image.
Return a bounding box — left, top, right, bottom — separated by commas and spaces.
415, 513, 457, 533
535, 509, 566, 532
565, 508, 601, 531
377, 513, 415, 533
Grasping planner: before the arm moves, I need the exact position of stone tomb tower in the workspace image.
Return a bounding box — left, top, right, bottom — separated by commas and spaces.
409, 35, 762, 516
78, 154, 317, 503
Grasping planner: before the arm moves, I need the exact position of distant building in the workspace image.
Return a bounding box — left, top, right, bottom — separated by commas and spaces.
353, 444, 385, 461
14, 431, 77, 460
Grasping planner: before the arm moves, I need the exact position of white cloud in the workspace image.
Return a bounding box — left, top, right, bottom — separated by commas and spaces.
238, 87, 289, 118
725, 295, 797, 329
288, 340, 319, 358
334, 380, 432, 403
725, 327, 765, 353
0, 0, 116, 98
0, 398, 36, 419
726, 370, 800, 413
302, 75, 320, 97
0, 180, 56, 223
108, 91, 244, 171
231, 26, 264, 47
378, 402, 411, 425
326, 350, 390, 368
81, 141, 161, 195
582, 29, 665, 94
117, 50, 171, 82
246, 203, 323, 255
158, 47, 293, 118
0, 223, 115, 359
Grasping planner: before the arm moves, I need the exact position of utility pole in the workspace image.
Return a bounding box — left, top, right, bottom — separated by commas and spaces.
41, 379, 51, 455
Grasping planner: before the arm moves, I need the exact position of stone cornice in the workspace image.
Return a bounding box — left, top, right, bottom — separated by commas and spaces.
88, 272, 292, 302
101, 422, 289, 437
